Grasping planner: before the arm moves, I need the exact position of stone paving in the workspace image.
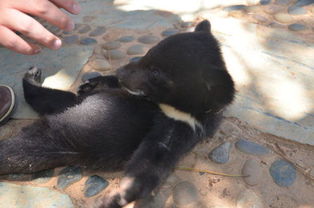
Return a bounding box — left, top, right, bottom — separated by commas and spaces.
0, 0, 313, 208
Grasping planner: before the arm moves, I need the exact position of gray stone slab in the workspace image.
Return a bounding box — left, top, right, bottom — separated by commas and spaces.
0, 45, 93, 119
199, 17, 314, 145
0, 182, 74, 208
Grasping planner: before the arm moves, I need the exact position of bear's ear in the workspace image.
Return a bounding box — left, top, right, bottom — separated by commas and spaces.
202, 66, 235, 108
194, 20, 211, 33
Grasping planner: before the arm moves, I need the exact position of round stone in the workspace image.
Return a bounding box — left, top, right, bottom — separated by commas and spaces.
57, 166, 82, 189
118, 36, 135, 42
269, 159, 296, 187
260, 0, 271, 4
84, 175, 109, 197
295, 0, 314, 7
81, 71, 103, 82
276, 0, 294, 5
237, 190, 264, 208
274, 13, 295, 23
103, 50, 126, 60
252, 14, 269, 23
223, 5, 247, 11
161, 29, 180, 37
103, 41, 121, 50
89, 26, 106, 37
89, 59, 111, 71
264, 5, 283, 14
129, 56, 142, 63
288, 23, 307, 31
127, 44, 145, 55
138, 35, 160, 44
181, 22, 193, 28
78, 25, 92, 34
242, 159, 262, 186
173, 181, 199, 207
288, 6, 307, 14
63, 35, 79, 44
235, 139, 270, 155
269, 194, 298, 208
32, 169, 54, 184
208, 142, 232, 164
80, 37, 97, 45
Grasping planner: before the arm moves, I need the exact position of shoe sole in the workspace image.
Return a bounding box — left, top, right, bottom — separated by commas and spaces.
0, 85, 16, 126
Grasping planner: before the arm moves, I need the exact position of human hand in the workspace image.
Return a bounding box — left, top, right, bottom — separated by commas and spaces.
0, 0, 81, 55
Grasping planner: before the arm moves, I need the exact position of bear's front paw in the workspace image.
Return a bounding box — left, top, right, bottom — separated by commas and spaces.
24, 66, 42, 84
77, 80, 99, 95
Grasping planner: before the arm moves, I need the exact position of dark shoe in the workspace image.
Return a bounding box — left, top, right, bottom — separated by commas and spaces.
0, 85, 15, 125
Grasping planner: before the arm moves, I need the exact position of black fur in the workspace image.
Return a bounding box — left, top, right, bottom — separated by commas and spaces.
0, 20, 234, 208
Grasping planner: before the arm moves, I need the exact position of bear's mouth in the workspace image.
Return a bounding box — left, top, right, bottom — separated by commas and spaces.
122, 87, 145, 96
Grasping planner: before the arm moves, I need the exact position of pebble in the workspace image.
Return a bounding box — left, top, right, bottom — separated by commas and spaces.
242, 159, 262, 186
208, 142, 232, 164
89, 59, 111, 71
235, 139, 270, 155
57, 166, 82, 189
288, 6, 307, 14
89, 26, 106, 37
274, 13, 295, 23
288, 23, 307, 31
0, 182, 74, 208
252, 14, 269, 23
236, 189, 264, 208
118, 35, 135, 42
138, 35, 160, 44
173, 181, 199, 207
78, 25, 92, 34
260, 0, 271, 4
264, 5, 283, 14
161, 29, 180, 37
223, 5, 247, 11
80, 37, 97, 45
102, 41, 121, 50
295, 0, 314, 7
63, 35, 79, 44
129, 56, 142, 63
181, 22, 193, 28
276, 0, 294, 5
127, 44, 145, 55
269, 194, 298, 208
269, 159, 296, 187
81, 72, 103, 82
32, 169, 54, 184
84, 175, 109, 197
103, 50, 126, 60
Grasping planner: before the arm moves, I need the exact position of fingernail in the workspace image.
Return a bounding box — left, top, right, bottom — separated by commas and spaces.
52, 39, 62, 50
34, 47, 41, 54
65, 21, 75, 31
72, 2, 81, 14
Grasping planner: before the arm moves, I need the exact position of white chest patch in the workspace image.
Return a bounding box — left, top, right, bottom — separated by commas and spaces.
159, 103, 202, 131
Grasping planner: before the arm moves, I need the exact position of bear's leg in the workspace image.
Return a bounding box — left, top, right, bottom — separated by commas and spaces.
95, 114, 201, 208
0, 120, 80, 175
23, 67, 78, 115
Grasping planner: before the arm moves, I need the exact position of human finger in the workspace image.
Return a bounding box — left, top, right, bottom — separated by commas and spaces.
0, 25, 41, 55
1, 10, 62, 50
14, 0, 75, 31
49, 0, 81, 15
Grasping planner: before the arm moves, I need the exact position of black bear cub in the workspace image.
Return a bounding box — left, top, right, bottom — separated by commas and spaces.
0, 20, 234, 208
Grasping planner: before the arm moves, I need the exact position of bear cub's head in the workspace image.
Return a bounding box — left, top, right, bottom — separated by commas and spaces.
117, 20, 235, 118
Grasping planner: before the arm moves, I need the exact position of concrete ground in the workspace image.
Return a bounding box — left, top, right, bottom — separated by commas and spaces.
0, 0, 313, 208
